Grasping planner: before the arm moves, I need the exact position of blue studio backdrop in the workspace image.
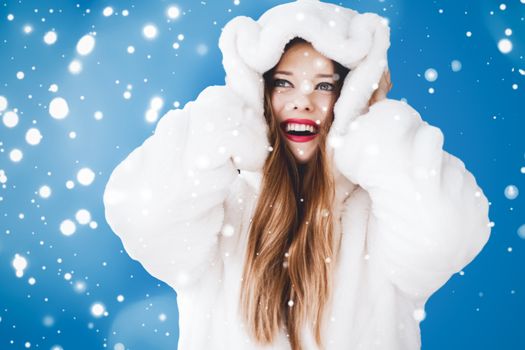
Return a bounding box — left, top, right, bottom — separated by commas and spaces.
0, 0, 524, 349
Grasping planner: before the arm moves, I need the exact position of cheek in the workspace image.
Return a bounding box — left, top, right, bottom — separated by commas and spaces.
315, 95, 336, 119
271, 93, 287, 120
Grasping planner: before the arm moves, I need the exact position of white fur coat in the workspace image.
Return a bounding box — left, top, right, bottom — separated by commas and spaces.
103, 1, 491, 349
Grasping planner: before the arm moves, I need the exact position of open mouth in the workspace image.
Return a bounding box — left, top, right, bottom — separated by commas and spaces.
280, 119, 320, 143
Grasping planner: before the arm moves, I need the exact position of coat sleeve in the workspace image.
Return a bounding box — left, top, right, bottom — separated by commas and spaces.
103, 86, 268, 291
333, 99, 491, 299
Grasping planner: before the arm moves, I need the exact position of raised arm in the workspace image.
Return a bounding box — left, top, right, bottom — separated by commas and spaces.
103, 86, 268, 291
333, 99, 491, 299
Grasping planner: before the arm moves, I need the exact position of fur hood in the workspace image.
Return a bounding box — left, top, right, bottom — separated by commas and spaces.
219, 0, 390, 135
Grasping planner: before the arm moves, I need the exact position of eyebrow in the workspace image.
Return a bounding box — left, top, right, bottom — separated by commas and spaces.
274, 70, 335, 79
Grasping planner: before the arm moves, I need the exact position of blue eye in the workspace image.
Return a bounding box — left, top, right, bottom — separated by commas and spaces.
316, 82, 335, 91
273, 78, 292, 88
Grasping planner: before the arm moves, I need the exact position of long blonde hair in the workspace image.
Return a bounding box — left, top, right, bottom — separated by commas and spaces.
239, 38, 350, 350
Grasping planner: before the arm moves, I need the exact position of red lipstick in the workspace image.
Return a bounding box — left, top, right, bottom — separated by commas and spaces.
280, 118, 320, 143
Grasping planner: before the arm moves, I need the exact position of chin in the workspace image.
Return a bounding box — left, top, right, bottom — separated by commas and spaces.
291, 150, 315, 164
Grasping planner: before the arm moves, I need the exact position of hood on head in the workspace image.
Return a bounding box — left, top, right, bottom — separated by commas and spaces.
218, 0, 390, 135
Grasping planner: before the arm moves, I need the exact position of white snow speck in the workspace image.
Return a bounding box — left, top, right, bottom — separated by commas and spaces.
498, 38, 512, 54
517, 224, 525, 239
0, 170, 7, 184
103, 7, 114, 17
143, 24, 158, 39
145, 110, 158, 123
43, 316, 54, 327
512, 83, 518, 90
451, 60, 462, 72
94, 111, 103, 120
3, 110, 19, 128
123, 91, 132, 99
424, 68, 438, 82
7, 14, 14, 21
300, 80, 314, 94
505, 28, 512, 36
127, 46, 135, 54
66, 180, 75, 189
122, 10, 129, 16
60, 219, 76, 236
23, 25, 33, 34
68, 59, 83, 74
504, 185, 519, 200
43, 31, 57, 45
77, 167, 95, 186
0, 96, 7, 111
499, 3, 506, 10
24, 341, 30, 348
196, 44, 208, 55
222, 224, 235, 237
159, 313, 167, 321
466, 31, 472, 37
69, 131, 77, 139
413, 308, 426, 321
13, 254, 28, 277
16, 71, 25, 80
28, 277, 36, 285
39, 185, 52, 198
74, 280, 86, 293
116, 295, 125, 302
167, 6, 181, 19
64, 272, 72, 280
9, 149, 23, 162
26, 128, 43, 145
172, 42, 180, 49
114, 343, 126, 350
288, 300, 294, 307
177, 34, 185, 41
49, 97, 69, 119
75, 209, 91, 224
91, 302, 106, 317
150, 96, 164, 110
48, 84, 58, 92
76, 34, 96, 56
51, 346, 63, 350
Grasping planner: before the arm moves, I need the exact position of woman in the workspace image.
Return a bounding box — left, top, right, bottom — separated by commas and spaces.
103, 1, 491, 349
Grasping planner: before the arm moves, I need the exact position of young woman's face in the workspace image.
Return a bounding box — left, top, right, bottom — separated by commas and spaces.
270, 42, 339, 164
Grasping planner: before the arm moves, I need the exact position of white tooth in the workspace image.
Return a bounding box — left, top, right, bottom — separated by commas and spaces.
307, 125, 313, 133
286, 124, 292, 132
292, 123, 300, 131
300, 124, 306, 132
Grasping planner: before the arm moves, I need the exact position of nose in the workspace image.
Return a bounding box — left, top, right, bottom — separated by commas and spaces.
292, 92, 313, 112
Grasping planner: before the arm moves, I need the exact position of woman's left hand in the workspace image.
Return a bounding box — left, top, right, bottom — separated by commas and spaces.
368, 68, 393, 106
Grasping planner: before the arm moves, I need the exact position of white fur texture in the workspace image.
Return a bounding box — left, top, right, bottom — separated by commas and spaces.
219, 0, 390, 134
104, 1, 490, 349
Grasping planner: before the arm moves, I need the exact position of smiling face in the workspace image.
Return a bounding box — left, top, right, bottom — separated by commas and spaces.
268, 42, 340, 164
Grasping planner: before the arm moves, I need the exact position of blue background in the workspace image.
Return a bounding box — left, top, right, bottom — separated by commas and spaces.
0, 0, 523, 349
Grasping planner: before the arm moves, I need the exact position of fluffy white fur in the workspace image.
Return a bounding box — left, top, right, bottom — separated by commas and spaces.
104, 1, 491, 348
